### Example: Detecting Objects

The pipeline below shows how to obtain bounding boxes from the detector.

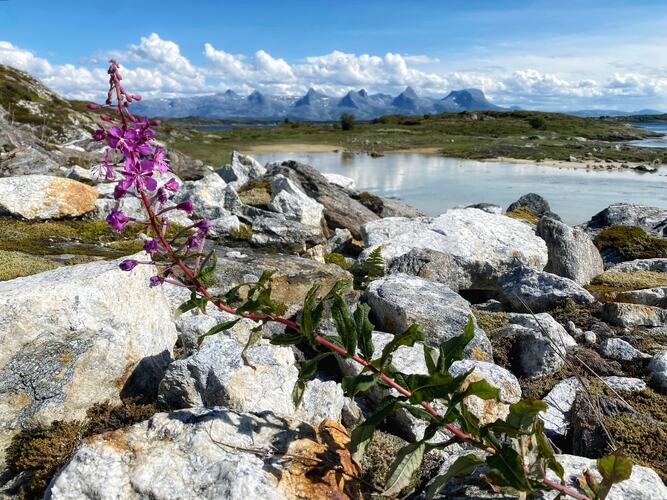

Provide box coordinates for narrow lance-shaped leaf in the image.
[298,284,320,345]
[198,318,241,345]
[436,315,475,373]
[241,326,263,367]
[354,303,374,360]
[331,293,357,356]
[350,397,396,463]
[382,442,426,497]
[380,324,425,368]
[341,373,379,396]
[486,445,533,492]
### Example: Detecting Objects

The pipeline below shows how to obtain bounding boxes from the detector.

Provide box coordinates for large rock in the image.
[362,208,548,290]
[159,322,343,426]
[46,408,360,500]
[217,150,266,189]
[507,193,560,220]
[386,248,461,291]
[610,287,667,308]
[0,257,178,466]
[648,349,667,392]
[268,174,324,227]
[265,160,379,238]
[363,274,492,360]
[537,217,603,285]
[165,148,211,180]
[0,175,98,219]
[601,302,667,327]
[582,203,667,238]
[211,247,351,315]
[497,265,595,313]
[174,172,230,219]
[497,313,576,376]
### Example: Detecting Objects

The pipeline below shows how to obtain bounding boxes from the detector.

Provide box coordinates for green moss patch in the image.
[587,270,667,294]
[594,225,667,261]
[505,206,539,224]
[354,191,385,215]
[230,223,253,240]
[0,250,60,281]
[324,252,352,270]
[6,399,156,499]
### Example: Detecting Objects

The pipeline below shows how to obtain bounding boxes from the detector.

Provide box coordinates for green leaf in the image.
[241,326,263,367]
[257,269,275,286]
[354,303,375,359]
[596,451,633,499]
[269,330,302,345]
[353,247,385,289]
[298,352,333,380]
[436,316,475,373]
[341,373,378,396]
[197,318,241,345]
[380,324,425,368]
[350,397,396,463]
[424,346,438,375]
[175,298,198,318]
[462,379,500,400]
[298,284,321,345]
[331,294,357,355]
[405,372,463,404]
[534,419,564,480]
[505,399,548,433]
[426,454,484,500]
[292,378,306,408]
[383,442,426,496]
[486,446,533,492]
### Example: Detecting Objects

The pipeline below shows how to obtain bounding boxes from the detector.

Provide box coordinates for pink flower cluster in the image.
[90,60,210,285]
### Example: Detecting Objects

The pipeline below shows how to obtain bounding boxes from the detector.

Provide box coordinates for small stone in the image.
[599,338,648,361]
[583,330,597,344]
[648,349,667,392]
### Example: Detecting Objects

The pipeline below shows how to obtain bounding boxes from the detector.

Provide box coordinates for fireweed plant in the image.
[89,60,631,499]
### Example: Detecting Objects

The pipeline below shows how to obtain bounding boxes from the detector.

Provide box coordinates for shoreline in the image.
[242,144,660,172]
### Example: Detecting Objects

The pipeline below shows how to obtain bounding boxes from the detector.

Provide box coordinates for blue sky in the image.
[1,0,666,110]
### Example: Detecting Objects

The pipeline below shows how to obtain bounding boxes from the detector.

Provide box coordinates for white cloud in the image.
[1,33,666,110]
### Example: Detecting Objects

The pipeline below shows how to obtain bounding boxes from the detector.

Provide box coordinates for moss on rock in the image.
[324,252,352,270]
[505,206,539,224]
[587,270,667,294]
[6,398,157,499]
[238,181,272,207]
[594,225,667,261]
[230,223,253,240]
[0,250,60,281]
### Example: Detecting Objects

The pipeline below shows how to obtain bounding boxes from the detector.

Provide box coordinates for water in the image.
[180,123,277,131]
[253,151,667,225]
[628,122,667,148]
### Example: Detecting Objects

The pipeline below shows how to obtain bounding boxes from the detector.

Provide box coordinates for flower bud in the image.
[149,275,163,287]
[150,119,161,126]
[143,239,159,253]
[87,103,101,110]
[99,114,111,122]
[176,200,194,214]
[132,94,142,102]
[119,259,138,271]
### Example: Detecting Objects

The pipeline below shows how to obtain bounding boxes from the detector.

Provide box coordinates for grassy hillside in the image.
[161,110,666,166]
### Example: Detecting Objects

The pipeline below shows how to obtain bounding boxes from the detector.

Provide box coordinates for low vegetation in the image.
[594,225,667,261]
[587,270,667,293]
[0,250,60,281]
[160,110,666,167]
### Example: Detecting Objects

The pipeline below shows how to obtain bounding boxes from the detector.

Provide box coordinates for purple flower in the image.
[92,128,106,141]
[149,275,163,287]
[119,156,158,192]
[164,178,180,192]
[92,149,115,180]
[107,126,150,155]
[194,219,211,234]
[152,147,169,174]
[113,183,127,200]
[119,259,139,271]
[186,234,201,248]
[106,208,129,231]
[157,188,168,204]
[176,200,194,214]
[143,239,159,253]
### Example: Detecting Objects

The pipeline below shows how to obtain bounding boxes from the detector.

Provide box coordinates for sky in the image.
[1,0,666,111]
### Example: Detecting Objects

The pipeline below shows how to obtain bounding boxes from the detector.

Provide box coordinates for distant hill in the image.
[133,86,506,121]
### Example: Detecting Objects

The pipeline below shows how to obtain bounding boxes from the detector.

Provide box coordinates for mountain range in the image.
[133,87,505,121]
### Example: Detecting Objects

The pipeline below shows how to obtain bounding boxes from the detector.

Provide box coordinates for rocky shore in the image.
[1,71,667,499]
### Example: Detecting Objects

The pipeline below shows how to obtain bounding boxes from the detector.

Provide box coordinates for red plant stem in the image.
[134,193,590,500]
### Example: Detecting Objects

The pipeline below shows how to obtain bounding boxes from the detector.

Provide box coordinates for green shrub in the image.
[324,252,351,270]
[340,112,355,131]
[527,116,547,130]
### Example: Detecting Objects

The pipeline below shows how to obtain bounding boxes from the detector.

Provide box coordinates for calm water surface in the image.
[254,152,667,225]
[629,122,667,148]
